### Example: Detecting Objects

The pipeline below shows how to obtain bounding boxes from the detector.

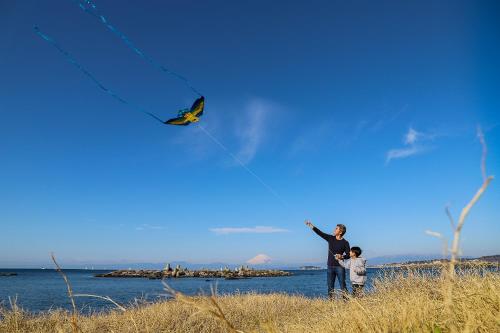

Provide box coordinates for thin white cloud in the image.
[247,254,272,265]
[404,127,420,145]
[235,99,272,164]
[386,127,434,164]
[386,146,426,162]
[136,224,165,231]
[210,226,289,235]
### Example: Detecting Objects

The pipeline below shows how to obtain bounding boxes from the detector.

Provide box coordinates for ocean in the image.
[0,268,381,313]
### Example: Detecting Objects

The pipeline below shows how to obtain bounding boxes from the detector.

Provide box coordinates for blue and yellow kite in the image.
[164,96,205,126]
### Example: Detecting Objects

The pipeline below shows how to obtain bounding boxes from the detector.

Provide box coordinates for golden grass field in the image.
[1,267,498,333]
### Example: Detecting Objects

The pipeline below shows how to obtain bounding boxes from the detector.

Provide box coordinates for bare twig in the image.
[425,230,448,256]
[7,296,20,332]
[51,253,80,333]
[448,125,494,276]
[73,294,126,312]
[424,126,497,316]
[7,295,19,313]
[449,176,493,274]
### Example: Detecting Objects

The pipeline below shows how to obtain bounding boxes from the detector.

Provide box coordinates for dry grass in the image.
[0,268,498,333]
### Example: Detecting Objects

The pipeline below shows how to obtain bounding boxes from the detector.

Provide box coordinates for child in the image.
[336,246,367,296]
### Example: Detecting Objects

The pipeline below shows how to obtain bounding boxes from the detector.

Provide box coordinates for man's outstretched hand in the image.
[304,220,314,229]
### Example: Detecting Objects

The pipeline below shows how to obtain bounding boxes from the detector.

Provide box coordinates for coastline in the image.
[373,258,500,269]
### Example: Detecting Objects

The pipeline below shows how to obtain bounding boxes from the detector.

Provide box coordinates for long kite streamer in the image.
[34,26,165,124]
[71,0,202,97]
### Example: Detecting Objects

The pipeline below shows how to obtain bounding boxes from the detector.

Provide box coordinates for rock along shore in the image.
[95,264,292,279]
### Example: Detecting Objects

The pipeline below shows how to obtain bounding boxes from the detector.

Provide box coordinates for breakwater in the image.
[95,265,292,279]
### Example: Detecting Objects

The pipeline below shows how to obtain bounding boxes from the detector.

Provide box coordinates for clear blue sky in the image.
[1,0,499,267]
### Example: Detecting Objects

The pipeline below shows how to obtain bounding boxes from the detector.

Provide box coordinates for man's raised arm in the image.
[304,220,330,241]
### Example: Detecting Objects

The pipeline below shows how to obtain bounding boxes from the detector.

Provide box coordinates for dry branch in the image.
[51,253,80,333]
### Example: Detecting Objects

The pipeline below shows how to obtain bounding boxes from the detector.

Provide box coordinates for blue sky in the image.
[1,0,499,267]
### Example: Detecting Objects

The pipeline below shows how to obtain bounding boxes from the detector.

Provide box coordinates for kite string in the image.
[72,0,202,97]
[196,124,289,207]
[33,26,164,124]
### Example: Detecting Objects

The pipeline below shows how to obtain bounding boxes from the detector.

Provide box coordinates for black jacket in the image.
[312,227,350,267]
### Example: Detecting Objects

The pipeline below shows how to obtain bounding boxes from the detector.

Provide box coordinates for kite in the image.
[164,96,205,126]
[145,96,205,126]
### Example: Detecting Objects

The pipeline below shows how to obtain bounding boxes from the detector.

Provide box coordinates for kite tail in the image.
[145,112,165,124]
[33,26,128,105]
[33,26,163,124]
[71,0,203,97]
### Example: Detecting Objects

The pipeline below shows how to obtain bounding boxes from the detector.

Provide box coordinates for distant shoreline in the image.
[373,255,500,269]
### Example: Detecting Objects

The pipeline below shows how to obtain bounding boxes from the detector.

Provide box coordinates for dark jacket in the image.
[312,227,350,267]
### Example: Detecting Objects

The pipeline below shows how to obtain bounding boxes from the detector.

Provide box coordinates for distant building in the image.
[299,266,323,270]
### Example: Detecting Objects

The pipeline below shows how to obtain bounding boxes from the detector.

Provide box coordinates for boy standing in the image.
[336,246,367,297]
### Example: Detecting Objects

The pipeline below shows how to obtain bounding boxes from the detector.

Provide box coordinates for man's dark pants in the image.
[327,266,347,298]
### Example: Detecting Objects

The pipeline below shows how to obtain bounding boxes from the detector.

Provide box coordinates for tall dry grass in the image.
[0,268,498,333]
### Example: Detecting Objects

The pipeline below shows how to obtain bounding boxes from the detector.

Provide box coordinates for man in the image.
[305,220,350,298]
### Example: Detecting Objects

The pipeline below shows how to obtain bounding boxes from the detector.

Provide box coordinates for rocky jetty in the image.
[95,265,292,279]
[0,272,17,276]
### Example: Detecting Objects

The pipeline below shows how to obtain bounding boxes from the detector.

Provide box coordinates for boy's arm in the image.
[338,258,350,269]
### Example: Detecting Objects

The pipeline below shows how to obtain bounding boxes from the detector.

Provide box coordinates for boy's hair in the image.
[336,224,346,236]
[350,246,362,257]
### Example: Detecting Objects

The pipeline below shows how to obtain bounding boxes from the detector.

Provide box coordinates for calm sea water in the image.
[0,268,381,313]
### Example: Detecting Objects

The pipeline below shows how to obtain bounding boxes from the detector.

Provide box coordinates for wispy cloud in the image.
[288,104,406,156]
[246,254,272,265]
[386,127,434,164]
[136,224,165,231]
[235,99,273,164]
[386,145,427,161]
[404,127,435,145]
[404,127,420,145]
[210,226,289,235]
